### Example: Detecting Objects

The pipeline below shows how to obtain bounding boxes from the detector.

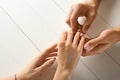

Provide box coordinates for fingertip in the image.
[49,58,56,64]
[82,26,88,33]
[84,42,94,52]
[66,18,70,25]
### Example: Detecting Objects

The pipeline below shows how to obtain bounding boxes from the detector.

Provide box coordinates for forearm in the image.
[0,76,15,80]
[53,69,72,80]
[114,25,120,41]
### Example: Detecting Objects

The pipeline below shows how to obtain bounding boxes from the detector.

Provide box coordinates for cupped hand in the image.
[83,28,120,56]
[16,44,57,80]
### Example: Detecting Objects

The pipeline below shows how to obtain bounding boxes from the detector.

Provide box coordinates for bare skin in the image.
[83,25,120,56]
[66,0,101,33]
[53,30,85,80]
[0,44,57,80]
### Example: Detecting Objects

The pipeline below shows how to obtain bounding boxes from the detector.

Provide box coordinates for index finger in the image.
[70,8,81,32]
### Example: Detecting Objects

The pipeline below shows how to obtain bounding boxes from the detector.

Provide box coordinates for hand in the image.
[83,28,120,56]
[57,30,85,72]
[16,44,57,80]
[53,30,85,80]
[66,0,101,33]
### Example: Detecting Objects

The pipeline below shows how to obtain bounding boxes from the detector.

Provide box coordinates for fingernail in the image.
[85,45,93,51]
[80,33,84,37]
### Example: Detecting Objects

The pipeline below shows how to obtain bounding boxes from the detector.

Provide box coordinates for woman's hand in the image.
[53,30,85,80]
[66,0,101,33]
[83,28,120,56]
[16,44,57,80]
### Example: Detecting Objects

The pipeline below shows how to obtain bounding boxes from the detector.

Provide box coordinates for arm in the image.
[0,76,14,80]
[114,25,120,40]
[0,44,57,80]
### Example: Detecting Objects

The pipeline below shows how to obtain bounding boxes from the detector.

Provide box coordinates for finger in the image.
[37,58,56,72]
[77,24,82,32]
[66,30,74,45]
[77,36,85,52]
[43,43,57,54]
[40,43,57,60]
[59,31,67,44]
[66,7,73,27]
[84,36,104,52]
[73,31,81,48]
[82,14,96,33]
[39,57,57,65]
[70,8,80,32]
[83,43,111,56]
[48,52,57,57]
[26,45,57,69]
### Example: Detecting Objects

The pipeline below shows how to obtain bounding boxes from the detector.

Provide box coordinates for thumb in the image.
[84,37,103,52]
[82,15,96,33]
[37,58,56,72]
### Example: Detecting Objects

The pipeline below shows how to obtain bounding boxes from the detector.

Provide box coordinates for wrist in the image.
[54,68,72,80]
[15,73,25,80]
[57,65,73,73]
[56,67,73,76]
[114,26,120,41]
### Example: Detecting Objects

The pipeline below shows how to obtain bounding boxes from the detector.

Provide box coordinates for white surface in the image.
[0,0,120,80]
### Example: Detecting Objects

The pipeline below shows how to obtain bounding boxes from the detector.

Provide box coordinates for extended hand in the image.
[16,44,57,80]
[83,29,120,56]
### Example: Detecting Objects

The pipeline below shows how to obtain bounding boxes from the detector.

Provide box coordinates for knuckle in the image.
[70,17,76,22]
[59,42,65,47]
[74,3,84,9]
[66,19,70,24]
[70,17,78,24]
[66,43,72,48]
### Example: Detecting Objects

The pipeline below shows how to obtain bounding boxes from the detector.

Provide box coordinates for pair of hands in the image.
[14,29,120,80]
[4,0,120,80]
[66,0,120,56]
[15,30,85,80]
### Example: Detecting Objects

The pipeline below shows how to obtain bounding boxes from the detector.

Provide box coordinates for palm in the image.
[83,29,119,56]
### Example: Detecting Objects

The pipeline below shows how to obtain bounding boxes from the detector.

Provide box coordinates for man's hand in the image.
[66,0,101,33]
[83,28,120,56]
[16,44,57,80]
